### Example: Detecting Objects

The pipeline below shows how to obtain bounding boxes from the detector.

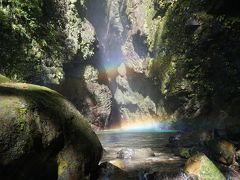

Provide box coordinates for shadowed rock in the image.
[0,82,102,179]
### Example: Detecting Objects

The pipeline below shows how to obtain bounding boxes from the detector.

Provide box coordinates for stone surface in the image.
[184,154,225,180]
[96,161,134,180]
[0,82,102,179]
[207,139,236,165]
[53,64,112,129]
[117,148,155,160]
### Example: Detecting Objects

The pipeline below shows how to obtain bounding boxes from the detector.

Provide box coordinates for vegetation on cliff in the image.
[0,0,96,84]
[146,0,240,126]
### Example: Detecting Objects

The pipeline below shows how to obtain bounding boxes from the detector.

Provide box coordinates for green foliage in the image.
[146,0,240,120]
[0,0,64,82]
[0,0,93,84]
[217,15,240,28]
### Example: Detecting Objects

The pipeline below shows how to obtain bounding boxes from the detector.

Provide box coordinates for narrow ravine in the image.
[86,0,165,129]
[1,0,240,179]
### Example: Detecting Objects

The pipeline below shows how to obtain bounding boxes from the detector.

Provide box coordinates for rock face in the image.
[49,18,113,129]
[0,0,96,84]
[1,0,240,130]
[184,154,225,180]
[54,62,113,129]
[85,0,240,129]
[145,0,240,128]
[0,82,102,179]
[85,0,166,128]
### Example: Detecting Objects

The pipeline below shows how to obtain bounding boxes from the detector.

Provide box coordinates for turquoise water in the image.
[97,130,178,149]
[97,129,178,135]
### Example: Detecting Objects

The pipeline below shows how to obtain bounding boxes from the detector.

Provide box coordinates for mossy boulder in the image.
[207,139,235,165]
[178,147,192,159]
[184,153,225,180]
[0,75,10,84]
[0,82,102,179]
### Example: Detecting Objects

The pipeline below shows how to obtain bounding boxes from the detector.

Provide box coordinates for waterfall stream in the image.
[86,0,164,129]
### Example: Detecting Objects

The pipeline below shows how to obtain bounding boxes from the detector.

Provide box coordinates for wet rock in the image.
[169,133,182,144]
[96,161,134,180]
[236,150,240,164]
[184,154,225,180]
[117,148,155,160]
[178,147,192,159]
[207,139,236,165]
[117,148,134,160]
[0,82,102,179]
[146,171,190,180]
[109,159,126,170]
[173,131,213,147]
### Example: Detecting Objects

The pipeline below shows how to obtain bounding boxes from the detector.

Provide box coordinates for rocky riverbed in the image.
[96,128,240,180]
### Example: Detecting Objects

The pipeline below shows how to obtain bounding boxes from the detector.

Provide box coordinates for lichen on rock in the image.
[0,82,102,179]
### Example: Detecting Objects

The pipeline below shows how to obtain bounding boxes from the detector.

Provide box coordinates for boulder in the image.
[207,139,235,165]
[184,154,225,180]
[96,161,134,180]
[0,75,10,84]
[178,147,192,159]
[0,82,102,179]
[109,159,126,170]
[117,148,134,160]
[117,148,155,160]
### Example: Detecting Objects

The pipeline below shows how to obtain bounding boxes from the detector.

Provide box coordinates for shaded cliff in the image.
[84,0,240,129]
[1,0,239,129]
[0,0,95,84]
[145,0,240,128]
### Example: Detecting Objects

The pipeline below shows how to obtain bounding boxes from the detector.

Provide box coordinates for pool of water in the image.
[97,129,185,176]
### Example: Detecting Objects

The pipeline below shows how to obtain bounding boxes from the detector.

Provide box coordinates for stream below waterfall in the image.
[97,130,187,179]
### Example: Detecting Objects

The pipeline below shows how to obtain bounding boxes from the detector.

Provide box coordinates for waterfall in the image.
[86,0,164,129]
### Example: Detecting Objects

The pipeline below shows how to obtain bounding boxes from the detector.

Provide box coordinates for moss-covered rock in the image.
[0,82,102,179]
[178,147,192,159]
[207,139,235,165]
[0,75,10,84]
[184,153,225,180]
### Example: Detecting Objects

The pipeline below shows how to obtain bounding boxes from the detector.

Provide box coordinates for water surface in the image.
[97,129,185,175]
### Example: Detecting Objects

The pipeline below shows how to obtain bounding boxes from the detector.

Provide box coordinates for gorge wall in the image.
[1,0,240,130]
[83,0,240,129]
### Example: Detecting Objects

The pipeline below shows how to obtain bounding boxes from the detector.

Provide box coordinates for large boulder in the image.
[0,82,102,179]
[207,139,235,165]
[184,154,225,180]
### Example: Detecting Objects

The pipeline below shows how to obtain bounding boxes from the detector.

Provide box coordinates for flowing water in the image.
[97,129,186,178]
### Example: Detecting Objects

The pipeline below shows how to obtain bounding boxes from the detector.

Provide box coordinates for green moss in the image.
[57,156,68,176]
[16,107,28,131]
[0,74,10,83]
[0,0,95,83]
[185,154,225,180]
